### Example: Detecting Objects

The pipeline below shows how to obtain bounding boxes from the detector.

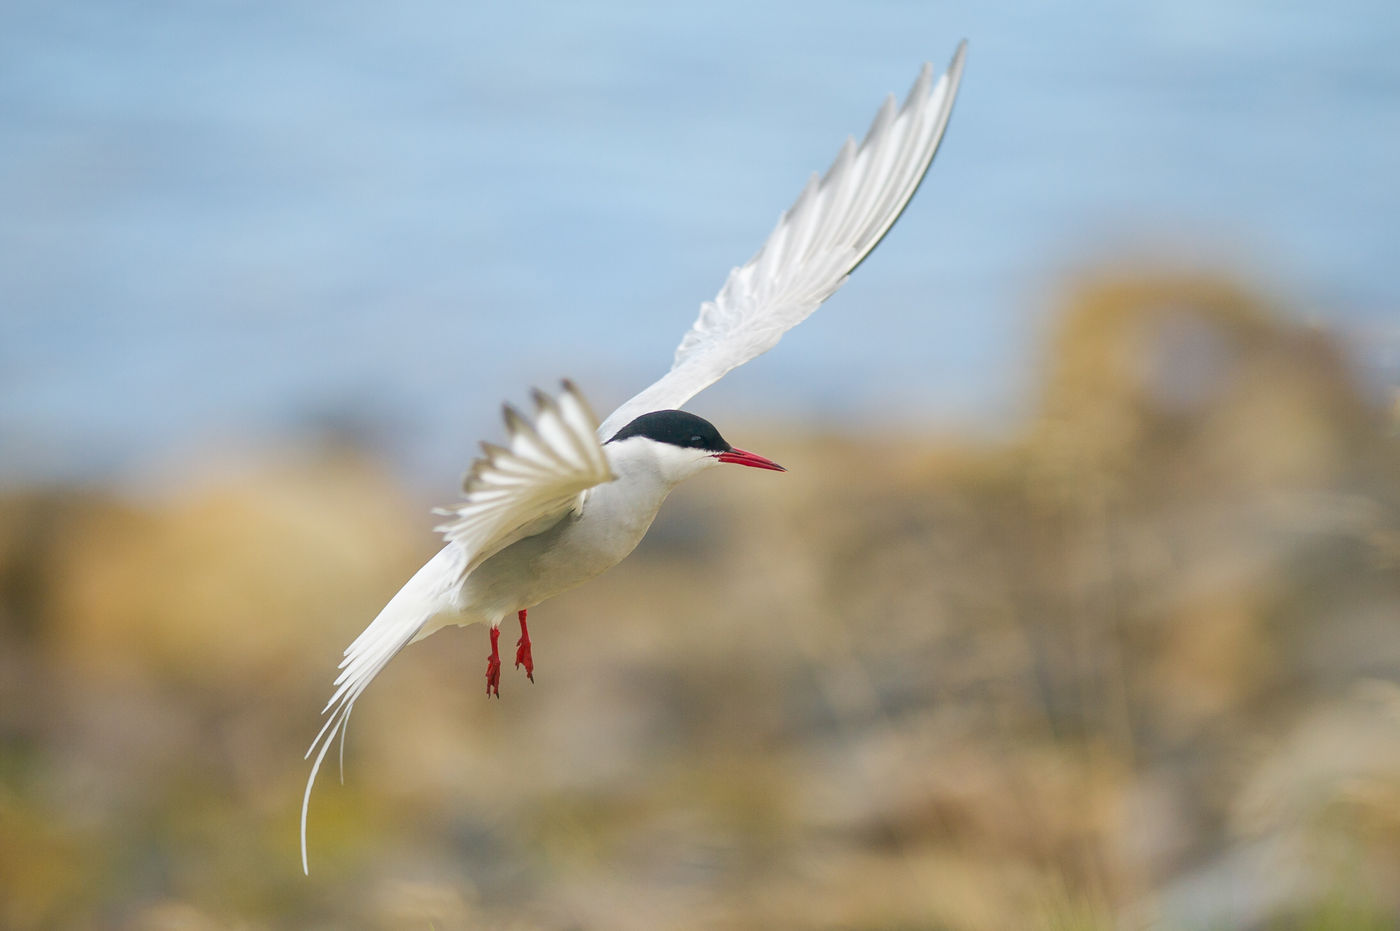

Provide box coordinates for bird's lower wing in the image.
[598,42,966,440]
[302,381,614,873]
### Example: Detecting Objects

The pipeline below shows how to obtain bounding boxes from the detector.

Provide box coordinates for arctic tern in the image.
[302,42,967,872]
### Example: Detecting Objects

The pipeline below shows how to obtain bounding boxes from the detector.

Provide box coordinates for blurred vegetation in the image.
[2,271,1399,930]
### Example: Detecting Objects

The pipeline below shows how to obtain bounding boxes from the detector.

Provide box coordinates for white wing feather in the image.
[433,380,614,580]
[598,41,967,439]
[301,380,613,873]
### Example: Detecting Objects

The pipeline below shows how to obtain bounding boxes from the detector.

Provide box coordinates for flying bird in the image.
[302,42,967,872]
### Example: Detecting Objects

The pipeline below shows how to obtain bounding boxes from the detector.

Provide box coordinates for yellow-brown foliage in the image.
[1,273,1397,930]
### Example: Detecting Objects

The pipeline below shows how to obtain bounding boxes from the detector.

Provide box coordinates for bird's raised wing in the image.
[434,379,615,580]
[598,42,966,440]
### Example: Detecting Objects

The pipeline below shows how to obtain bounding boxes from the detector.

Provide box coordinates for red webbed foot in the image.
[485,626,502,698]
[514,609,534,682]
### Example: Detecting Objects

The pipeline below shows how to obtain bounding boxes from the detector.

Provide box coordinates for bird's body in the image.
[408,427,721,644]
[302,43,968,872]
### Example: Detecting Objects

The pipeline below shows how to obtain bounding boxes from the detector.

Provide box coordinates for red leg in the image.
[485,626,501,698]
[514,609,534,682]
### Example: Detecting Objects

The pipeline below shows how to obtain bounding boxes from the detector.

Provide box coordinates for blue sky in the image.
[2,0,1397,485]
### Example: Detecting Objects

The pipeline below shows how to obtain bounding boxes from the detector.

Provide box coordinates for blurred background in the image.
[3,1,1399,929]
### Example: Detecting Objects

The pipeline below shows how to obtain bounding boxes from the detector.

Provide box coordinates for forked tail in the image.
[300,544,464,873]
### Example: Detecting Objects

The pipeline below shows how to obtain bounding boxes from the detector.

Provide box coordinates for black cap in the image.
[606,410,731,453]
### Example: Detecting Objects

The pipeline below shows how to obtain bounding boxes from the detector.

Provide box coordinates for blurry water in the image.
[2,0,1397,486]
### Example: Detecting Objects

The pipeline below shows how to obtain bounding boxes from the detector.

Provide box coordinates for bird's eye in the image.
[690,435,704,447]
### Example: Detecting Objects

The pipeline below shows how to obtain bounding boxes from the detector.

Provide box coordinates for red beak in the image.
[715,447,786,472]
